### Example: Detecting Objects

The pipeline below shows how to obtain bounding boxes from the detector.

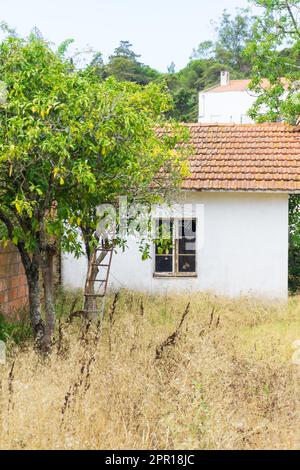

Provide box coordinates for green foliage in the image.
[191,8,255,72]
[213,8,256,73]
[165,9,254,121]
[246,0,300,124]
[245,1,300,291]
[164,59,237,121]
[0,31,189,268]
[86,9,255,123]
[0,313,32,344]
[289,195,300,292]
[0,34,97,253]
[89,40,160,85]
[171,7,256,122]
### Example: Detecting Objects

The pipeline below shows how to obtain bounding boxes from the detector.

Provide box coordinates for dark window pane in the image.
[178,237,196,254]
[155,255,173,273]
[178,255,196,273]
[178,219,196,238]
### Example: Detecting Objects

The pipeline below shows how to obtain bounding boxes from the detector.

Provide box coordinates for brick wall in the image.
[0,243,28,318]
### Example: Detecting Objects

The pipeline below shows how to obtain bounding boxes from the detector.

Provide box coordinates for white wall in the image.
[62,192,289,300]
[198,90,256,124]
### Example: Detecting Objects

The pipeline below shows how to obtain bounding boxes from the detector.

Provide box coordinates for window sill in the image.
[153,273,198,278]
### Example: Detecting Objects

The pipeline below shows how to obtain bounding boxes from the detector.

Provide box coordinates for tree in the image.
[167,61,176,74]
[69,70,190,315]
[112,40,140,60]
[88,51,105,79]
[191,9,256,74]
[0,33,189,346]
[246,1,300,291]
[0,34,101,348]
[289,194,300,292]
[246,0,300,123]
[214,9,256,73]
[85,8,256,124]
[103,41,160,85]
[166,8,256,122]
[165,59,234,121]
[190,41,214,60]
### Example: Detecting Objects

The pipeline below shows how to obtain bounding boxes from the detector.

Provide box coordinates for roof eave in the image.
[182,188,300,194]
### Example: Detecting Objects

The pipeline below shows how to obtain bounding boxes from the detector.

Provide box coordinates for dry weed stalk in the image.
[7,360,15,412]
[140,300,144,317]
[61,353,95,421]
[55,318,70,358]
[108,292,120,353]
[155,302,190,360]
[79,320,92,345]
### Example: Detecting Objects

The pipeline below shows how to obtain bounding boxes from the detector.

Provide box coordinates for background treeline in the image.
[86,8,298,122]
[86,9,255,122]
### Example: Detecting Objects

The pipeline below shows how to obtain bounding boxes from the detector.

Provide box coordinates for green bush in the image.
[0,312,32,344]
[289,195,300,294]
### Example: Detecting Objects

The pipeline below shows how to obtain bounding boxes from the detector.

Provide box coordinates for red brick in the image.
[0,279,7,292]
[8,287,19,302]
[0,243,29,316]
[0,292,7,304]
[18,285,27,298]
[7,298,27,314]
[11,275,26,289]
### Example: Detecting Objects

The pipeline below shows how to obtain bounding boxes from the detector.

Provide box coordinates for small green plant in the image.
[0,313,32,345]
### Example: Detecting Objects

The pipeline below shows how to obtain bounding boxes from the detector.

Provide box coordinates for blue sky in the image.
[1,0,251,71]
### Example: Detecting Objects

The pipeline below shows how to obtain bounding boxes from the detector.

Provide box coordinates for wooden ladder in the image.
[84,243,113,320]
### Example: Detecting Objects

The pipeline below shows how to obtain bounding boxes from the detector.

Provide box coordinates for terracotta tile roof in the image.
[183,123,300,192]
[205,79,251,93]
[205,78,289,93]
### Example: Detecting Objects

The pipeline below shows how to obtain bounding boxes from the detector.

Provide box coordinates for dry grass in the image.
[1,290,300,450]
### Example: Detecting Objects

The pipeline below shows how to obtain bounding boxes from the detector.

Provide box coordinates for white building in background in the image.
[62,121,300,300]
[198,71,256,124]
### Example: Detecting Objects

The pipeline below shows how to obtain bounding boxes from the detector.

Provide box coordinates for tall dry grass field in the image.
[1,290,300,450]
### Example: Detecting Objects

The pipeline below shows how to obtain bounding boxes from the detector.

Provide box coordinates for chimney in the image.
[220,71,230,86]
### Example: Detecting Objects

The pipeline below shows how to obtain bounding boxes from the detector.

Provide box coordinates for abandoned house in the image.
[63,121,300,300]
[63,73,300,300]
[1,72,300,315]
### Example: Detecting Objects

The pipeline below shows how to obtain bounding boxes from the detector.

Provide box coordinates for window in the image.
[154,218,197,276]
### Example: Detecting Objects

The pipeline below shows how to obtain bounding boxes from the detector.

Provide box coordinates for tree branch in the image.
[285,0,300,38]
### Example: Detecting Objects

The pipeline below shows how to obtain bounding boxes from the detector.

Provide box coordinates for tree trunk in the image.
[22,254,46,350]
[41,250,55,347]
[0,211,47,350]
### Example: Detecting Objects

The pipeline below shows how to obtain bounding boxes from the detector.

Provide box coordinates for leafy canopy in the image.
[0,33,189,257]
[246,0,300,123]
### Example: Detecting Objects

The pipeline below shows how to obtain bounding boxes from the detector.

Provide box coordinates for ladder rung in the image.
[92,263,110,267]
[95,248,113,252]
